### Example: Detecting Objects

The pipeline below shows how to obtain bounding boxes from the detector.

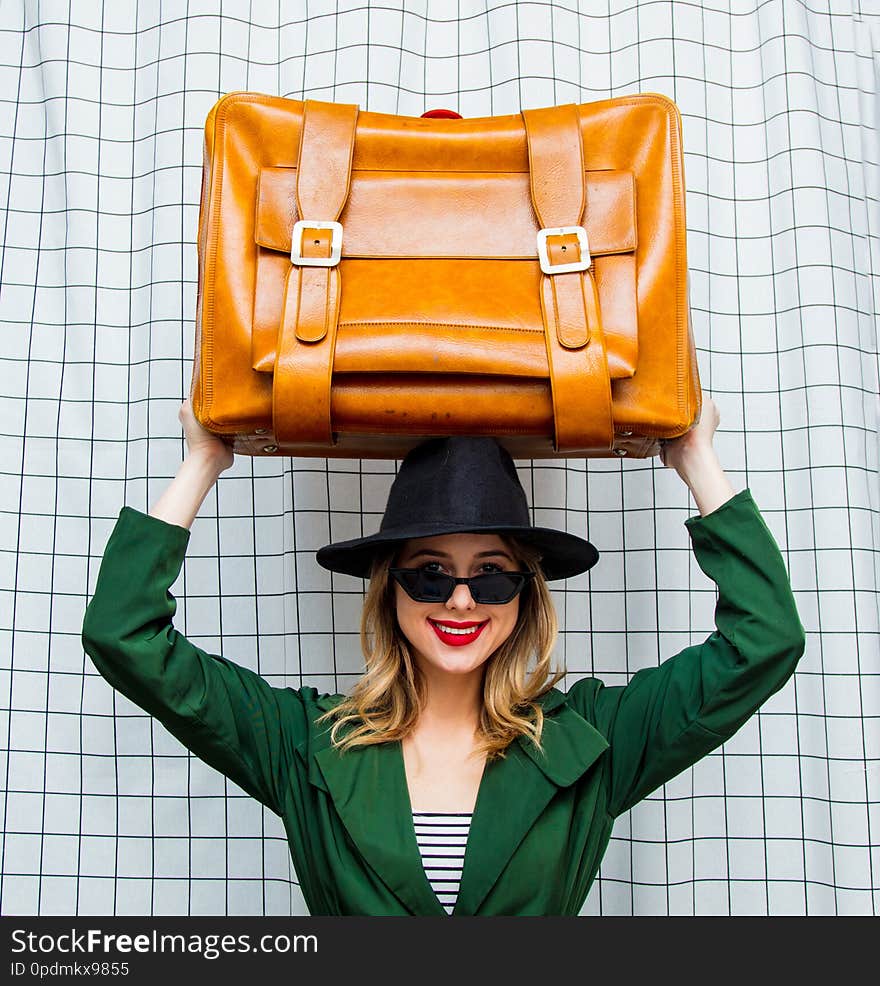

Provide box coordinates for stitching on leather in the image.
[339,321,543,334]
[348,425,545,436]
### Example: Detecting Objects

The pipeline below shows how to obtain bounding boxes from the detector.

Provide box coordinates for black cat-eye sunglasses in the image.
[389,567,535,605]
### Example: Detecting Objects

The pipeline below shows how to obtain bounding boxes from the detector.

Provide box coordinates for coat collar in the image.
[308,687,609,915]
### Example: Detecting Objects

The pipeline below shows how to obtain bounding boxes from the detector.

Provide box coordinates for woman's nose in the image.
[446,582,476,611]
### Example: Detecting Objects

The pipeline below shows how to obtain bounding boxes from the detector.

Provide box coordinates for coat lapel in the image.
[308,688,608,916]
[312,731,447,915]
[453,687,609,915]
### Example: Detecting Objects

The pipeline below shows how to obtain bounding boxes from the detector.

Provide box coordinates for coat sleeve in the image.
[81,506,307,818]
[566,487,806,818]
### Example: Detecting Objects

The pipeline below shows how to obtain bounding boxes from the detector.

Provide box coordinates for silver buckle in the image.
[290,220,343,267]
[536,226,591,275]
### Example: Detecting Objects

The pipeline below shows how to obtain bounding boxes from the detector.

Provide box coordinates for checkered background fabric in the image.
[1,0,877,915]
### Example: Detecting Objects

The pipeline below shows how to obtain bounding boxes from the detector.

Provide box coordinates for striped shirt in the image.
[412,811,473,915]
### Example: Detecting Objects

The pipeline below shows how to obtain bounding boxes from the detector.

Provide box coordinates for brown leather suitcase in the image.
[191,93,700,459]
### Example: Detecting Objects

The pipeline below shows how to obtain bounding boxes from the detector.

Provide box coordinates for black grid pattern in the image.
[0,0,877,916]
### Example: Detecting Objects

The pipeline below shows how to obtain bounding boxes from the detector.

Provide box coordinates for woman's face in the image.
[393,532,522,678]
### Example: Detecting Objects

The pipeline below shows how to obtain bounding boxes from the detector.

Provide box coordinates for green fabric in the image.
[81,487,805,916]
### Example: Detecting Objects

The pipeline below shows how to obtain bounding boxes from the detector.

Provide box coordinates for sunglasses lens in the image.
[395,569,453,602]
[469,573,525,604]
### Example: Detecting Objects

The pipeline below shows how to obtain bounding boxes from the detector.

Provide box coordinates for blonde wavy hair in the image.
[317,535,564,760]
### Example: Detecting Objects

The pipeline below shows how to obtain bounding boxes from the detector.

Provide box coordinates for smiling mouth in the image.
[427,619,490,646]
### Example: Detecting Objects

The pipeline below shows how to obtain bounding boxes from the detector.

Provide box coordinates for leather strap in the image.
[522,104,614,453]
[273,100,359,446]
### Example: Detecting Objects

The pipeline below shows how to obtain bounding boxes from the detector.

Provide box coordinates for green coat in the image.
[81,487,805,915]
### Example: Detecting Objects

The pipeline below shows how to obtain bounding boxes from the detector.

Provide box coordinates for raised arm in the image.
[567,396,806,817]
[82,400,305,816]
[659,395,736,517]
[148,398,235,529]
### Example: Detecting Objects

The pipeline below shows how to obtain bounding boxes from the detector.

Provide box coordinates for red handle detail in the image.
[420,108,463,119]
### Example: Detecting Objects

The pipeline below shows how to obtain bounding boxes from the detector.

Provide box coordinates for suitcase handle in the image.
[421,108,462,119]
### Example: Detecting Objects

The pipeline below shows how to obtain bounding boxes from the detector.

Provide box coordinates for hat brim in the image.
[316,523,599,582]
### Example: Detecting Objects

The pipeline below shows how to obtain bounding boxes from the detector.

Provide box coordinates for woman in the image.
[81,396,805,916]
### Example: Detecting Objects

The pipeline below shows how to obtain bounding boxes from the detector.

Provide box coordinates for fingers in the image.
[179,399,198,430]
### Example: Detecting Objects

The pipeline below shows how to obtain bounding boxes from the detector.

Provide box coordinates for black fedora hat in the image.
[316,437,599,581]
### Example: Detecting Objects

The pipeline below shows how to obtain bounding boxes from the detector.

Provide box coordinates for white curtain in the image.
[0,0,877,915]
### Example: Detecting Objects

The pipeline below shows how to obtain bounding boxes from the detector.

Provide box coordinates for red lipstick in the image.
[427,618,489,647]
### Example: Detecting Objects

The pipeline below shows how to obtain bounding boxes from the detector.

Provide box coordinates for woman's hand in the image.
[658,396,736,516]
[179,398,235,473]
[658,395,720,475]
[147,400,235,528]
